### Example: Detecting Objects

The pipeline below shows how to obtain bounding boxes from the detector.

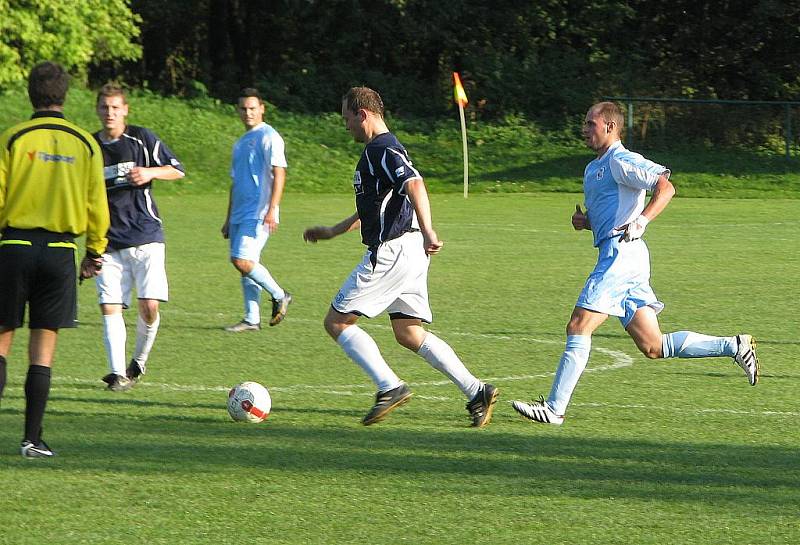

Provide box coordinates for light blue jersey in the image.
[584,141,669,247]
[229,122,287,224]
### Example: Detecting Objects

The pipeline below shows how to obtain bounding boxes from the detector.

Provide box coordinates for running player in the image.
[511,101,760,426]
[303,87,498,427]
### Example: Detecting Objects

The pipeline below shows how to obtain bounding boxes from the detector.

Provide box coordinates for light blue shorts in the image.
[229,220,269,261]
[576,236,664,328]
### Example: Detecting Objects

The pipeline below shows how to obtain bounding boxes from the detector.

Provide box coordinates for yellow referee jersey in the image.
[0,111,109,255]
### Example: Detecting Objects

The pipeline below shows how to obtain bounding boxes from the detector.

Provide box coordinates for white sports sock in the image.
[133,313,160,368]
[417,332,481,400]
[246,263,285,301]
[661,331,736,358]
[547,335,592,415]
[102,313,127,376]
[242,277,261,324]
[337,325,401,392]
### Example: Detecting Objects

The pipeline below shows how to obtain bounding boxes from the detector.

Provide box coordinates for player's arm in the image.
[221,185,233,239]
[618,174,675,242]
[404,177,442,255]
[128,165,184,186]
[303,212,360,243]
[263,166,286,234]
[81,144,110,280]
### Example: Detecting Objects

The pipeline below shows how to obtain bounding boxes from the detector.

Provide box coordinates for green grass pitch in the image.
[0,193,797,544]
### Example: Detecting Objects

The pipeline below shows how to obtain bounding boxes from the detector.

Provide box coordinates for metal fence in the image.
[603,96,800,159]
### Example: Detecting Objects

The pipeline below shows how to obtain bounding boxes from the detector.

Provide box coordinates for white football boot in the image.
[734,334,759,386]
[511,396,565,426]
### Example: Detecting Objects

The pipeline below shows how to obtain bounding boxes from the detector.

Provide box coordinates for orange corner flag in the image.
[453,72,468,108]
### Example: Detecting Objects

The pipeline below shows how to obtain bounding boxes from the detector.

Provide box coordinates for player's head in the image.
[583,101,623,153]
[238,88,265,130]
[28,61,69,110]
[341,87,385,143]
[96,83,129,134]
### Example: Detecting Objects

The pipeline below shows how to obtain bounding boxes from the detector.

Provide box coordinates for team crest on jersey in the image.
[596,167,605,180]
[353,171,364,195]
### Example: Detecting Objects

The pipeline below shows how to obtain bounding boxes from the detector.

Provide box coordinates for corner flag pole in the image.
[453,72,469,198]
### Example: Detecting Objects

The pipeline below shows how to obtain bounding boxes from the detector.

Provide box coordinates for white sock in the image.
[547,335,592,415]
[661,331,737,358]
[133,313,160,368]
[337,325,401,392]
[417,332,481,400]
[102,314,127,376]
[242,277,261,324]
[246,263,285,301]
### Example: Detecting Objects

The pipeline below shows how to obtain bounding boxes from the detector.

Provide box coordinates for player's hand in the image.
[79,254,103,282]
[422,230,443,255]
[616,214,649,242]
[263,211,279,234]
[221,221,230,239]
[127,167,155,186]
[572,204,590,230]
[303,226,334,243]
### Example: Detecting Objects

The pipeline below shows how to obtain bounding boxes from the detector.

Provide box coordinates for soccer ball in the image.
[227,381,271,423]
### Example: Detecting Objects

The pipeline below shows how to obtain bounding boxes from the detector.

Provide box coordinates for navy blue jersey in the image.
[353,132,421,250]
[93,125,184,249]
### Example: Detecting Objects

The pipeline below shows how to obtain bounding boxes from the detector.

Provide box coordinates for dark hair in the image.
[96,82,127,105]
[239,87,263,104]
[28,61,70,109]
[342,87,384,116]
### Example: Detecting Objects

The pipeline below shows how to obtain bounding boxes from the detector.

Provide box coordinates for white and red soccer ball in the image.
[227,381,271,423]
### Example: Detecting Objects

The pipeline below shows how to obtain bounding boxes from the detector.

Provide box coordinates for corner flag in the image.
[453,72,468,108]
[453,72,469,198]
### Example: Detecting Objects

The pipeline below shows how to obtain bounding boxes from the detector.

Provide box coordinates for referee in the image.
[0,61,110,458]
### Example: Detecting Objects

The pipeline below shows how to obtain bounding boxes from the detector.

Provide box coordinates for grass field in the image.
[0,192,797,544]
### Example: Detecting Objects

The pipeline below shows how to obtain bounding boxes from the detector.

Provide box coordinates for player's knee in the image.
[230,257,253,275]
[324,312,349,340]
[393,330,419,352]
[639,344,663,359]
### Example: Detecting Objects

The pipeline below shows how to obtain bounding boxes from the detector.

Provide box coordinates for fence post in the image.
[785,103,792,160]
[627,101,634,147]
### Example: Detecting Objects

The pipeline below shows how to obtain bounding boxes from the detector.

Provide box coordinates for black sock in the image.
[24,365,51,443]
[0,355,6,402]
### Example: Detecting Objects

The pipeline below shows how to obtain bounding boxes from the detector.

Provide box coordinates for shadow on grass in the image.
[3,410,797,511]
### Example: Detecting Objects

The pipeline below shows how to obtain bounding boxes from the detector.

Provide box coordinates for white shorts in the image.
[576,236,663,328]
[332,231,433,322]
[96,242,169,307]
[229,220,269,262]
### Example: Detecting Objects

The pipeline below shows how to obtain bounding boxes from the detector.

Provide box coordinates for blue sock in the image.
[661,331,736,358]
[246,263,284,301]
[242,277,261,324]
[547,335,592,415]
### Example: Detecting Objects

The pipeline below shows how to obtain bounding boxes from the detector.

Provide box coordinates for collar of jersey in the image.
[31,110,65,120]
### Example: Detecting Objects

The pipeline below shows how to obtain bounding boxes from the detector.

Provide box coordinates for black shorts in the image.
[0,228,78,330]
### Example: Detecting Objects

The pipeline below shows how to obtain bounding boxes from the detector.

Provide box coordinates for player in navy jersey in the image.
[92,83,185,391]
[511,101,759,426]
[303,87,498,427]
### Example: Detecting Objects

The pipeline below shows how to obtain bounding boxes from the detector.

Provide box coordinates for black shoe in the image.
[466,383,499,428]
[269,292,292,326]
[102,373,133,392]
[21,439,55,458]
[126,359,145,382]
[362,382,413,426]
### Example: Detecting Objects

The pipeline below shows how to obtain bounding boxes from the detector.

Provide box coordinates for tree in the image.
[0,0,142,88]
